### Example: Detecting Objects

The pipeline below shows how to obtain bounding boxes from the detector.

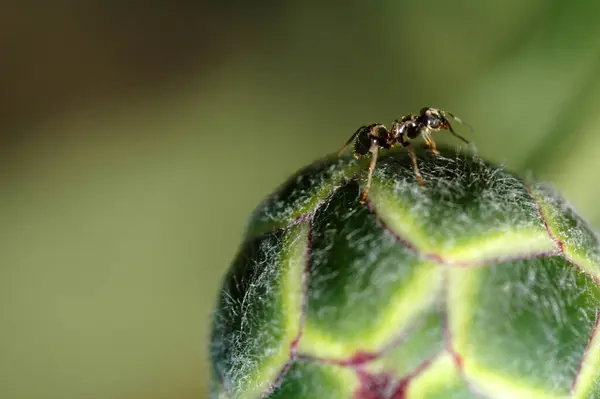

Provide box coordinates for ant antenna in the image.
[444,111,472,144]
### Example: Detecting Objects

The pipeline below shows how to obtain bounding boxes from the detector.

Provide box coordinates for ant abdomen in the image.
[353,124,388,156]
[353,127,374,156]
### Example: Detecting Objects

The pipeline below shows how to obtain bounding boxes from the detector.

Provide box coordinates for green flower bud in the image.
[209,147,600,399]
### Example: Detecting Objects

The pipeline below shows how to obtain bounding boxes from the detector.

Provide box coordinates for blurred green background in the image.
[1,2,600,398]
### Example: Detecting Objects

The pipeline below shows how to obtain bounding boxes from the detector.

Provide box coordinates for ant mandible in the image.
[338,107,472,204]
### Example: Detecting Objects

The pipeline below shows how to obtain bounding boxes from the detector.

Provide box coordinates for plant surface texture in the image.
[210,147,600,399]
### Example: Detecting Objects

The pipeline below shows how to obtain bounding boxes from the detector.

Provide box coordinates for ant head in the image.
[419,107,448,130]
[419,107,472,144]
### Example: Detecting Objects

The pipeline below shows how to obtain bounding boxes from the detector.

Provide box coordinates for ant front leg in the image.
[422,130,440,156]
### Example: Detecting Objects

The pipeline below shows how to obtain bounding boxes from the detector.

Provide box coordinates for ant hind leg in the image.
[360,142,379,204]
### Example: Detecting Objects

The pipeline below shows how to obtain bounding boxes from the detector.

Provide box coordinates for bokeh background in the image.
[2,2,600,398]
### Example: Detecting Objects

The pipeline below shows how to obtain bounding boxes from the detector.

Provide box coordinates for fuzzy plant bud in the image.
[209,147,600,399]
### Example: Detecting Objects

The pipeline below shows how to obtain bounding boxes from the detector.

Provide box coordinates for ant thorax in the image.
[403,121,421,140]
[391,115,420,143]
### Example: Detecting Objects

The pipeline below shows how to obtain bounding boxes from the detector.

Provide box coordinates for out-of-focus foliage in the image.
[1,2,599,399]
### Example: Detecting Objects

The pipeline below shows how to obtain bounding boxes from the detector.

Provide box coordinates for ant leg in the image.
[407,143,425,187]
[423,132,440,155]
[360,142,379,204]
[420,130,437,155]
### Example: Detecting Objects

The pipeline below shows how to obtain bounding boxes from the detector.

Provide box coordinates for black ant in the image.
[338,107,472,203]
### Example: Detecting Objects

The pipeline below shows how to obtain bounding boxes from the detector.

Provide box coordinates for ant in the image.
[338,107,472,203]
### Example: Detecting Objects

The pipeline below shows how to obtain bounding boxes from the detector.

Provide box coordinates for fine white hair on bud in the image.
[211,146,600,399]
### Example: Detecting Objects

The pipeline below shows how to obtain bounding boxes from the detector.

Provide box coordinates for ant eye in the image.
[428,117,442,128]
